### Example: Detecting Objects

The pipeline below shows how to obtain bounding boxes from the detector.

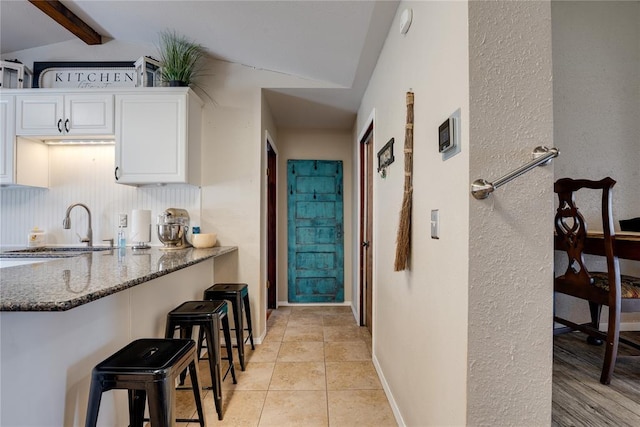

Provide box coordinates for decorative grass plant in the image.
[157,30,205,86]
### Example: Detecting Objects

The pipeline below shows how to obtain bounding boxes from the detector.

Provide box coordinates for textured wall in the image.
[467,1,554,425]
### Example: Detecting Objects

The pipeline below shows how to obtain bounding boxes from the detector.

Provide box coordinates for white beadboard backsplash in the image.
[0,145,201,247]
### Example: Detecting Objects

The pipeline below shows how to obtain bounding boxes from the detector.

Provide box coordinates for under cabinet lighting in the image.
[44,140,115,145]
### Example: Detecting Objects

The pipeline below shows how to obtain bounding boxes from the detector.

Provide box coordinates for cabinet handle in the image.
[57,119,62,133]
[64,119,70,133]
[114,167,119,181]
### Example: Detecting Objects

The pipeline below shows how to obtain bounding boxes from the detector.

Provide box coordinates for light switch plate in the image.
[431,209,439,239]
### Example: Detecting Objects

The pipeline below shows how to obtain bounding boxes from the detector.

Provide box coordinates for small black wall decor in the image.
[377,138,395,177]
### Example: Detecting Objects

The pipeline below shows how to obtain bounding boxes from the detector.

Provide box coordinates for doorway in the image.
[359,123,374,334]
[267,140,277,309]
[287,159,344,303]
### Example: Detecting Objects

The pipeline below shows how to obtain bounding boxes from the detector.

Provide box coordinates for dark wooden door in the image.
[287,159,344,303]
[359,125,374,333]
[267,142,277,309]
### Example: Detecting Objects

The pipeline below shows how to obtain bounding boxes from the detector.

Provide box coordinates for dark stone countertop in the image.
[0,246,237,312]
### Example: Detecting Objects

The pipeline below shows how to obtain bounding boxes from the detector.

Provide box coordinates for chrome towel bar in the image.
[471,146,559,199]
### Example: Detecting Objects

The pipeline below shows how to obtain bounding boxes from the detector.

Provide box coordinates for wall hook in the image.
[313,190,317,199]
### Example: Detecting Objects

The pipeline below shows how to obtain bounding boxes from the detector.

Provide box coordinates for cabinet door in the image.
[16,95,63,135]
[0,95,16,184]
[15,93,113,136]
[115,94,187,184]
[65,93,114,136]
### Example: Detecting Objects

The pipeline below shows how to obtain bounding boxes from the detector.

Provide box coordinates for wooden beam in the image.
[28,0,102,45]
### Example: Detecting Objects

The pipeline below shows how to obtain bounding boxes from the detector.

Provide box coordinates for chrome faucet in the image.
[63,203,93,247]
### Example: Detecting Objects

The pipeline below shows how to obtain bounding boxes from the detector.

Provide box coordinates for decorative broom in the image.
[394,91,414,271]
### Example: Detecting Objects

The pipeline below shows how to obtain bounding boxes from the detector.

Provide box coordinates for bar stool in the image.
[165,300,237,420]
[203,283,255,370]
[85,338,205,427]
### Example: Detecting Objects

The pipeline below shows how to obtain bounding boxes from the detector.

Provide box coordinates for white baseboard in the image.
[372,353,406,427]
[277,301,352,307]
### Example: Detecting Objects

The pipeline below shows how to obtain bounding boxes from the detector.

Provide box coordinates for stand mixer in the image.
[157,208,191,250]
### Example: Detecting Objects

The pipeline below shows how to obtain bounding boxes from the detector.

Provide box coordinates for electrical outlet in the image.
[119,213,128,228]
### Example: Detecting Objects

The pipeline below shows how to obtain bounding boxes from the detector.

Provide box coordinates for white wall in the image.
[552,1,640,327]
[275,129,354,306]
[356,2,470,425]
[553,1,640,224]
[467,2,554,425]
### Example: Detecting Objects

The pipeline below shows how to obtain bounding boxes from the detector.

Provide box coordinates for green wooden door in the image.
[288,160,344,303]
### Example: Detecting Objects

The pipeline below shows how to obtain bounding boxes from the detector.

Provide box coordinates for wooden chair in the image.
[554,177,640,384]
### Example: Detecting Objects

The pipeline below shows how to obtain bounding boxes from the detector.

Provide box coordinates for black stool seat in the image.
[166,300,237,421]
[203,283,255,371]
[85,338,204,427]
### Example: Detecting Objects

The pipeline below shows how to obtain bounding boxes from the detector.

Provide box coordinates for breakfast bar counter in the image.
[0,246,237,311]
[0,245,238,426]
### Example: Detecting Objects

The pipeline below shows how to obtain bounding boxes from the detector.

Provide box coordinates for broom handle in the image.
[403,92,414,191]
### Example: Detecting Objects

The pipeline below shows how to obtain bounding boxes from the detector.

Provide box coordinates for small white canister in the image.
[28,227,46,248]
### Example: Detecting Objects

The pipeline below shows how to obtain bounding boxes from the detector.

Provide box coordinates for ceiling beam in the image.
[28,0,102,45]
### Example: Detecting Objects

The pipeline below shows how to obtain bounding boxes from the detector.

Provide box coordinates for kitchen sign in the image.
[33,61,136,88]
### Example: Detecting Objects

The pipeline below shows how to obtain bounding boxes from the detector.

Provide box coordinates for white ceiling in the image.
[0,0,399,129]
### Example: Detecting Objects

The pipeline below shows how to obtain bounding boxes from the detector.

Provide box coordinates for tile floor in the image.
[176,305,397,426]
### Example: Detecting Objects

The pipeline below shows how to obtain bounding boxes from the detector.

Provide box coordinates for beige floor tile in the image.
[269,361,326,390]
[324,341,371,362]
[328,390,396,427]
[246,341,281,363]
[259,390,328,426]
[290,306,329,314]
[266,317,289,329]
[277,341,325,362]
[175,387,199,420]
[263,324,286,342]
[283,324,324,342]
[190,390,266,426]
[221,362,274,391]
[326,361,382,390]
[323,325,364,342]
[288,313,325,327]
[323,314,358,327]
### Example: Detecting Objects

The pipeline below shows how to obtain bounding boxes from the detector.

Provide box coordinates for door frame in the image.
[265,132,278,309]
[357,111,375,329]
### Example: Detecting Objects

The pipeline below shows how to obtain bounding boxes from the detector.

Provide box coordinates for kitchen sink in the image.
[0,258,61,269]
[1,246,113,258]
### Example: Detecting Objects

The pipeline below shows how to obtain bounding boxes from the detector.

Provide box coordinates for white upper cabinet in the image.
[16,93,114,137]
[114,88,202,186]
[0,94,48,187]
[0,95,15,184]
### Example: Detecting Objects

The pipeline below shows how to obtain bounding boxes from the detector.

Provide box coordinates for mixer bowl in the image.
[157,224,185,247]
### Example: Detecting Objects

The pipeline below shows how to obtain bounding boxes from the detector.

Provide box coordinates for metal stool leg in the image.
[128,389,146,427]
[147,377,174,427]
[204,319,223,420]
[221,314,237,383]
[231,293,246,370]
[242,292,255,350]
[187,358,206,426]
[84,376,103,427]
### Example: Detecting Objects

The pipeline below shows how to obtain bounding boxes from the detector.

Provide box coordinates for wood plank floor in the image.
[553,331,640,426]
